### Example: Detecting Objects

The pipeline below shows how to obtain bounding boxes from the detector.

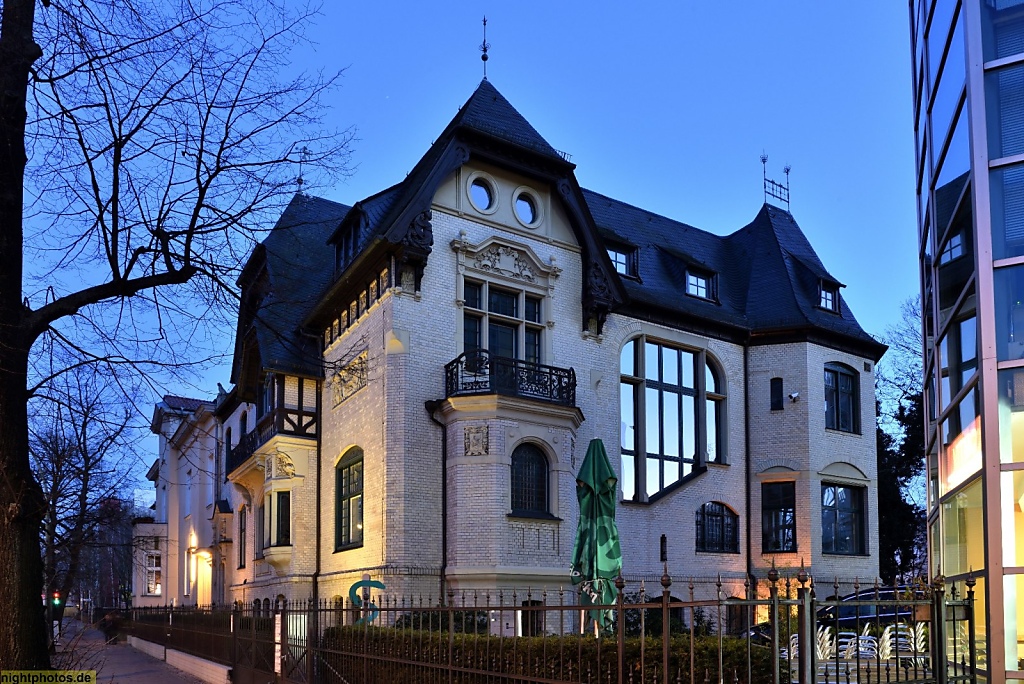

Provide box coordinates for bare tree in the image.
[31,363,138,629]
[0,0,350,666]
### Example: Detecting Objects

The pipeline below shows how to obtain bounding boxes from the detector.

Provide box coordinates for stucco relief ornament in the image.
[473,245,536,283]
[403,210,434,251]
[465,426,489,456]
[276,452,296,479]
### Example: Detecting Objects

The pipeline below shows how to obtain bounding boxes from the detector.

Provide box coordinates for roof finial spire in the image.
[760,152,791,210]
[296,145,309,194]
[479,16,490,79]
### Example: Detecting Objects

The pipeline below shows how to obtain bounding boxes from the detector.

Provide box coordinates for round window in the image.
[515,193,537,225]
[469,178,494,212]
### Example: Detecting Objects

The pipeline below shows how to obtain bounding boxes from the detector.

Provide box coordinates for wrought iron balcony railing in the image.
[444,350,576,407]
[226,407,317,476]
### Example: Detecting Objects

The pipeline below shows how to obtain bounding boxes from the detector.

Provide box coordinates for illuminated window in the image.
[145,553,162,596]
[762,482,796,553]
[335,448,364,550]
[686,271,711,299]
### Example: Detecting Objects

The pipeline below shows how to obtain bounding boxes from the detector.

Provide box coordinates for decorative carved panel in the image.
[465,426,489,456]
[331,351,368,407]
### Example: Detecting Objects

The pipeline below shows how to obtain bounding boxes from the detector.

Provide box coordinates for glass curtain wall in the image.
[914,0,1024,673]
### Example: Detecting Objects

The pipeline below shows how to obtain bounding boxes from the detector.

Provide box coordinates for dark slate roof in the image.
[253,193,351,376]
[162,395,207,412]
[328,79,566,255]
[458,79,563,160]
[582,189,882,354]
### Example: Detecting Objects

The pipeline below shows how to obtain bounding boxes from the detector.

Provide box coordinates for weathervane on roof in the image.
[480,16,490,79]
[296,145,310,194]
[760,152,791,210]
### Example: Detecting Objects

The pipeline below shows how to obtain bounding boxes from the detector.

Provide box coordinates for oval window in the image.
[470,178,494,211]
[515,193,537,225]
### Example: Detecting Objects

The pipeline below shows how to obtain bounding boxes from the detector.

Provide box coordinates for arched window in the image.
[335,447,364,550]
[824,363,859,433]
[510,443,548,516]
[620,337,727,501]
[695,502,739,553]
[239,410,248,436]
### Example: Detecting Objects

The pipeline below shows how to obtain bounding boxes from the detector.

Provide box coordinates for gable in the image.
[433,161,579,247]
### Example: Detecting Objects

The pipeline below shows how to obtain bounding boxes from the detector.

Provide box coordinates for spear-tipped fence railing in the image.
[127,572,978,684]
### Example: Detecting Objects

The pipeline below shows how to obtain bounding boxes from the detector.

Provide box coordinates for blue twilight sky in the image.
[290,1,918,344]
[135,3,918,504]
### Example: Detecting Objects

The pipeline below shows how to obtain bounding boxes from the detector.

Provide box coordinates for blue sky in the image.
[296,2,918,342]
[135,2,917,503]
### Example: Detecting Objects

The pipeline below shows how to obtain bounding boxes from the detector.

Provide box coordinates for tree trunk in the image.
[0,0,50,669]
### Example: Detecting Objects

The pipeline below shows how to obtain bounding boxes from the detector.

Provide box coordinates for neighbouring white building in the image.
[133,80,885,630]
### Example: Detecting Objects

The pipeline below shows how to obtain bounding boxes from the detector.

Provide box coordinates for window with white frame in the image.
[619,337,726,502]
[607,247,637,277]
[463,280,544,364]
[819,282,840,312]
[145,553,162,595]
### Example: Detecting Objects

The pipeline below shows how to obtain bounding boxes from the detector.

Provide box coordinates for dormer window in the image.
[686,270,714,300]
[607,246,637,277]
[819,282,840,312]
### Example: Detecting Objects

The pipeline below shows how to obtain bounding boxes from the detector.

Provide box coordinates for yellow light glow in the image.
[942,416,982,495]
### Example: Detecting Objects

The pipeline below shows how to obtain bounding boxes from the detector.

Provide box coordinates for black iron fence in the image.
[127,572,977,684]
[445,351,576,406]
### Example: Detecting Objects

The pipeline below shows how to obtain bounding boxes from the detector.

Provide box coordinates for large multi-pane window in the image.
[510,443,549,516]
[619,337,725,502]
[821,484,866,555]
[762,482,796,553]
[695,502,739,553]
[335,448,364,550]
[824,363,859,433]
[464,280,543,364]
[145,553,162,595]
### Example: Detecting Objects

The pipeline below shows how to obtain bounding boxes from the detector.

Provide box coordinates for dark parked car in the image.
[816,587,928,630]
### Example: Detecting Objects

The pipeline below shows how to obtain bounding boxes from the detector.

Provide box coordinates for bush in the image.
[318,625,778,684]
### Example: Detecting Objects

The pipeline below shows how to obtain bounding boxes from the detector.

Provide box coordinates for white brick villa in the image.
[132,80,885,626]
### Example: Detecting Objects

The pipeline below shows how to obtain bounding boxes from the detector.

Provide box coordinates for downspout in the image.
[424,400,447,598]
[744,343,754,597]
[313,382,322,605]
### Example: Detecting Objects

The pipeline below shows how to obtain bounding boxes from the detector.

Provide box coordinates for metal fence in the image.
[128,572,978,684]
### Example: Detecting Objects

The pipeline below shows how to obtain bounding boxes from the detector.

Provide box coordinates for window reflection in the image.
[995,265,1024,359]
[620,338,725,502]
[940,477,985,576]
[998,368,1024,464]
[930,15,965,149]
[982,0,1024,62]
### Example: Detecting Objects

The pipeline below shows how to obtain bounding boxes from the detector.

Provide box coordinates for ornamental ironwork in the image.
[445,350,576,407]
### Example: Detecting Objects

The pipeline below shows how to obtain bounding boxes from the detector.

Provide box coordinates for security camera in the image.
[788,392,800,402]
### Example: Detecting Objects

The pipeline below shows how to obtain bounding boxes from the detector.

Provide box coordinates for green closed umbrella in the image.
[570,439,622,636]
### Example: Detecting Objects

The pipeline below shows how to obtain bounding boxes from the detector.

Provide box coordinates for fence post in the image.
[932,573,948,684]
[447,585,455,684]
[966,574,977,684]
[231,603,239,673]
[616,573,625,684]
[768,563,780,684]
[796,583,812,684]
[661,567,671,684]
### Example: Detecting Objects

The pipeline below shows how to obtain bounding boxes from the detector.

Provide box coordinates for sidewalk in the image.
[56,620,204,684]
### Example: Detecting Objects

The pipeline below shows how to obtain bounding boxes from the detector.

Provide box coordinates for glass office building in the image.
[911,0,1024,676]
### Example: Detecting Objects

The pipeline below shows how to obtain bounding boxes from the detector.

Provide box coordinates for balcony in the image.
[226,406,317,476]
[444,351,576,407]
